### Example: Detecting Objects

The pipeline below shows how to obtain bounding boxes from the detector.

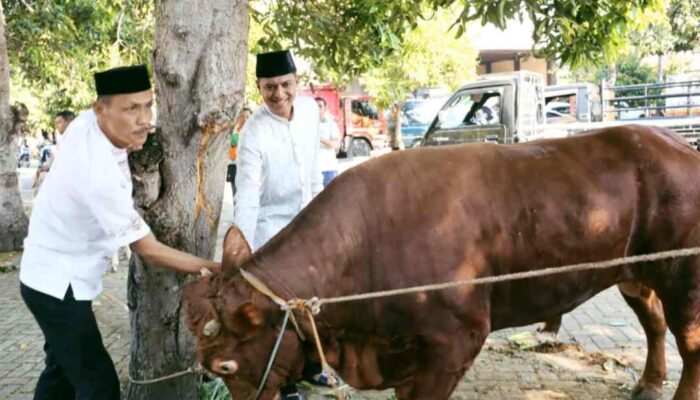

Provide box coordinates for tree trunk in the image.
[657,53,664,83]
[0,1,29,252]
[124,1,248,398]
[608,62,617,87]
[390,102,405,150]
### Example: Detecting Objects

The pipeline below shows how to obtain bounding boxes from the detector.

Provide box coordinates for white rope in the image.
[316,246,700,308]
[128,365,200,385]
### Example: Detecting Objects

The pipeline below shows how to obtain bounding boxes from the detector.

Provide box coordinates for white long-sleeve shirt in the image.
[234,96,323,250]
[20,110,150,300]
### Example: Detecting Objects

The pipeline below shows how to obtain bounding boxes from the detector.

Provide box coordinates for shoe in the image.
[302,371,339,388]
[280,383,303,400]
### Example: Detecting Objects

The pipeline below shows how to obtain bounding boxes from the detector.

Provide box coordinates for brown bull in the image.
[184,126,700,400]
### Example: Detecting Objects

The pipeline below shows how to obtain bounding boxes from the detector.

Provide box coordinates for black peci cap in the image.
[255,50,297,78]
[94,65,151,96]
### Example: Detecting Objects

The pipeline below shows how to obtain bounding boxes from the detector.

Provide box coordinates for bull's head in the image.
[183,226,304,399]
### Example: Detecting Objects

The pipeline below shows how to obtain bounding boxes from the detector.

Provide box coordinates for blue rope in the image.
[254,309,291,400]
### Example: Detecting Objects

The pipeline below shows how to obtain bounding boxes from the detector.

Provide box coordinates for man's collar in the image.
[262,102,295,122]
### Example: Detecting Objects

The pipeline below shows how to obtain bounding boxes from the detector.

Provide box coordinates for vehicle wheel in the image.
[349,138,371,158]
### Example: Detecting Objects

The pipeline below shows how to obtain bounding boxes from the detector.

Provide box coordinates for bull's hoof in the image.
[631,382,662,400]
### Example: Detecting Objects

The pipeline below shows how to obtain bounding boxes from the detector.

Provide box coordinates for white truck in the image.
[420,72,700,148]
[420,71,546,146]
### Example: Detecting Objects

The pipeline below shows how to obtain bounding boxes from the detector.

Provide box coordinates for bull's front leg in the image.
[394,327,488,400]
[619,282,667,400]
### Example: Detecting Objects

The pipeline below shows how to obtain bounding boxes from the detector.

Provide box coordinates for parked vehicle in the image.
[602,79,700,120]
[388,97,448,148]
[544,83,602,123]
[421,72,700,149]
[301,85,388,157]
[571,79,700,147]
[420,71,545,146]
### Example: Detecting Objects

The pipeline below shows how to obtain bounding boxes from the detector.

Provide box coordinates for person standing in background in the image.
[227,107,252,201]
[315,97,340,187]
[33,110,76,197]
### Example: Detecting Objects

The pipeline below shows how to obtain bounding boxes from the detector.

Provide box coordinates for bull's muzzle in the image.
[203,319,221,337]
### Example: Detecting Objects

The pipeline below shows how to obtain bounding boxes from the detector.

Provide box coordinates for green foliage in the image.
[666,0,700,52]
[254,0,660,79]
[629,0,700,57]
[253,1,424,85]
[615,57,657,86]
[613,57,662,110]
[5,0,666,127]
[197,377,231,400]
[362,6,478,107]
[521,0,660,67]
[570,54,657,85]
[4,0,153,131]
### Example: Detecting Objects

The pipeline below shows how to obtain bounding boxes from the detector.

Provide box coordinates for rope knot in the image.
[282,298,305,311]
[305,297,322,315]
[282,297,321,315]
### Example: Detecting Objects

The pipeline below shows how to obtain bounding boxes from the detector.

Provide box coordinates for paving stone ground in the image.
[0,162,685,399]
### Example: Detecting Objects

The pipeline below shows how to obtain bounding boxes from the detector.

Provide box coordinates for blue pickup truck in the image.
[394,98,447,148]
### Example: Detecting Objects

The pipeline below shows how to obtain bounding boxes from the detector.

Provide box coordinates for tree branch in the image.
[19,0,35,13]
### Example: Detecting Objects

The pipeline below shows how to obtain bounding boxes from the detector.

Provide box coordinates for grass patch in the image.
[0,251,21,274]
[198,377,231,400]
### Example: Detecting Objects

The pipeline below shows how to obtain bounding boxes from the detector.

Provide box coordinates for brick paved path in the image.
[0,174,685,399]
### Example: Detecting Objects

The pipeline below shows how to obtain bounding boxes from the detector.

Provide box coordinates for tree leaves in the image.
[5,0,154,129]
[361,6,477,108]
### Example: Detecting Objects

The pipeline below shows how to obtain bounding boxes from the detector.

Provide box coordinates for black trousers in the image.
[228,164,237,199]
[20,283,120,400]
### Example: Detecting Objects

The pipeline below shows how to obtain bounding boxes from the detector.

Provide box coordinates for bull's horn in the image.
[203,319,221,337]
[200,267,213,277]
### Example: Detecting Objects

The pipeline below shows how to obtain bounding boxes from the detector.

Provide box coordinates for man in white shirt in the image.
[19,65,220,400]
[235,50,323,251]
[234,50,328,399]
[315,97,341,187]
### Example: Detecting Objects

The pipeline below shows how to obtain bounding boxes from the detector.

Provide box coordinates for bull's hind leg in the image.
[657,274,700,400]
[619,282,668,400]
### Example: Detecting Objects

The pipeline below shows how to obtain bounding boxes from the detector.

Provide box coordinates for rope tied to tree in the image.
[128,365,202,385]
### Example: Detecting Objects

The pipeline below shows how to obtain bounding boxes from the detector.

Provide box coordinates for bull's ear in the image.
[222,225,253,274]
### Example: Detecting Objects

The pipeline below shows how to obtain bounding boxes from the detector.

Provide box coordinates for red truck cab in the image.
[301,85,387,157]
